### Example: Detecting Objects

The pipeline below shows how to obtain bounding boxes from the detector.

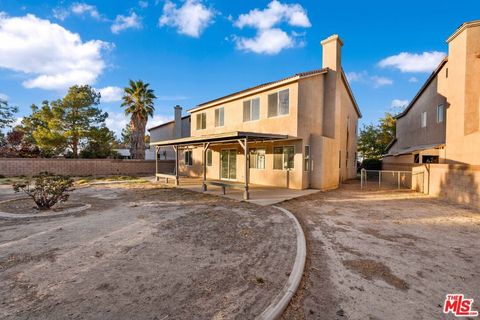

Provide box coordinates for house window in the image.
[184,150,193,166]
[421,111,427,128]
[196,112,206,130]
[304,145,310,171]
[215,107,224,127]
[206,149,212,166]
[339,150,341,168]
[414,154,420,163]
[249,148,266,169]
[437,104,444,123]
[273,146,294,170]
[268,89,289,117]
[243,98,260,122]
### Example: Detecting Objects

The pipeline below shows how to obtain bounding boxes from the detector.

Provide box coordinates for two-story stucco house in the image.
[150,34,361,199]
[384,20,480,166]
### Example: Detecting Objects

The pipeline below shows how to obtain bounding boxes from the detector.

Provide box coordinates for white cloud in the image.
[0,93,8,101]
[235,28,294,55]
[371,76,393,88]
[139,1,149,8]
[235,0,310,29]
[378,51,446,73]
[52,8,70,21]
[98,86,123,103]
[0,13,111,90]
[408,77,418,83]
[391,99,409,109]
[71,3,101,19]
[346,71,393,88]
[159,0,214,38]
[105,111,171,136]
[232,1,310,55]
[111,12,142,34]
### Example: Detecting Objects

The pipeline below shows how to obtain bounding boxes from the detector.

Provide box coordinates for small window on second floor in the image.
[215,107,224,127]
[268,89,289,117]
[206,149,212,166]
[421,111,427,128]
[437,104,444,123]
[196,112,206,130]
[243,98,260,122]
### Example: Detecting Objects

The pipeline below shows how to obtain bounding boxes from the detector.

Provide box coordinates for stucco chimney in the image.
[321,34,343,71]
[173,105,182,138]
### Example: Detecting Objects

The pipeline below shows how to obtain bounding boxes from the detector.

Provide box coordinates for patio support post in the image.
[155,146,159,182]
[202,143,210,191]
[238,137,249,200]
[174,145,179,186]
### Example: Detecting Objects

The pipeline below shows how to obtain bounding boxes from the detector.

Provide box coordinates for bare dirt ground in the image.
[280,182,480,320]
[0,183,296,320]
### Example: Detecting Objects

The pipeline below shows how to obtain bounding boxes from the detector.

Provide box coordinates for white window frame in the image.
[273,145,295,170]
[421,111,427,128]
[196,112,206,130]
[304,145,310,172]
[249,148,266,170]
[437,104,444,123]
[184,150,193,166]
[215,107,224,127]
[268,89,290,118]
[243,97,260,122]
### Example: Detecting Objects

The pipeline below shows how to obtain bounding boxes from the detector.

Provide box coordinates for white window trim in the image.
[268,89,290,118]
[249,148,266,170]
[184,150,193,166]
[243,97,261,122]
[215,107,224,127]
[273,145,295,171]
[421,111,427,128]
[437,104,444,123]
[196,112,207,130]
[304,145,310,172]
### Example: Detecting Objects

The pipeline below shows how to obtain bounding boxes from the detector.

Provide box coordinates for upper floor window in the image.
[243,98,260,122]
[215,107,224,127]
[196,112,206,130]
[304,145,310,172]
[268,89,289,118]
[437,104,444,123]
[421,111,427,128]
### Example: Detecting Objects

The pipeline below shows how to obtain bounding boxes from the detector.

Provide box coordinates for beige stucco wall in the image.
[390,76,447,155]
[413,164,480,209]
[190,82,299,138]
[444,22,480,165]
[149,117,191,160]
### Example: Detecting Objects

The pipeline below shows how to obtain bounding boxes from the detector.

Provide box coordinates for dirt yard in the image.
[280,182,480,320]
[0,183,296,320]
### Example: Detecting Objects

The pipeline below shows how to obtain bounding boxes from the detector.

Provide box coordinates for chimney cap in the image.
[321,34,343,46]
[174,105,182,109]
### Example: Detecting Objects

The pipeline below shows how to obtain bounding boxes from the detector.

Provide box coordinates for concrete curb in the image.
[258,206,306,320]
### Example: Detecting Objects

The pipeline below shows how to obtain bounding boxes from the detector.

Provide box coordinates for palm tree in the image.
[121,80,156,159]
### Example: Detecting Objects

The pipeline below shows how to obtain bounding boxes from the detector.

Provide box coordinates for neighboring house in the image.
[147,105,191,160]
[151,34,361,195]
[113,146,156,160]
[384,20,480,166]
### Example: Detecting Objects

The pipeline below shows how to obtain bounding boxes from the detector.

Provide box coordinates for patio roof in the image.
[150,131,291,147]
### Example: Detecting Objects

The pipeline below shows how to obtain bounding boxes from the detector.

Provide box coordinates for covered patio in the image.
[150,131,295,200]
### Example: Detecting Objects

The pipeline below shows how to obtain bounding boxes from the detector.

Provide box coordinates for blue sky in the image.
[0,0,478,136]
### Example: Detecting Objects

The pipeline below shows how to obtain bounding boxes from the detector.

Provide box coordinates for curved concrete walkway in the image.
[258,206,307,319]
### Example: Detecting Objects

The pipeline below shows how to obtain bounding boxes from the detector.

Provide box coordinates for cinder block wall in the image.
[0,158,175,177]
[413,164,480,209]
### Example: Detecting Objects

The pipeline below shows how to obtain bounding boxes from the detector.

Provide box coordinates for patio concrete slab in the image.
[175,178,319,206]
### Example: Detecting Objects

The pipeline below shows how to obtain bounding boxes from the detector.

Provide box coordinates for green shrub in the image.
[12,172,74,210]
[361,158,382,170]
